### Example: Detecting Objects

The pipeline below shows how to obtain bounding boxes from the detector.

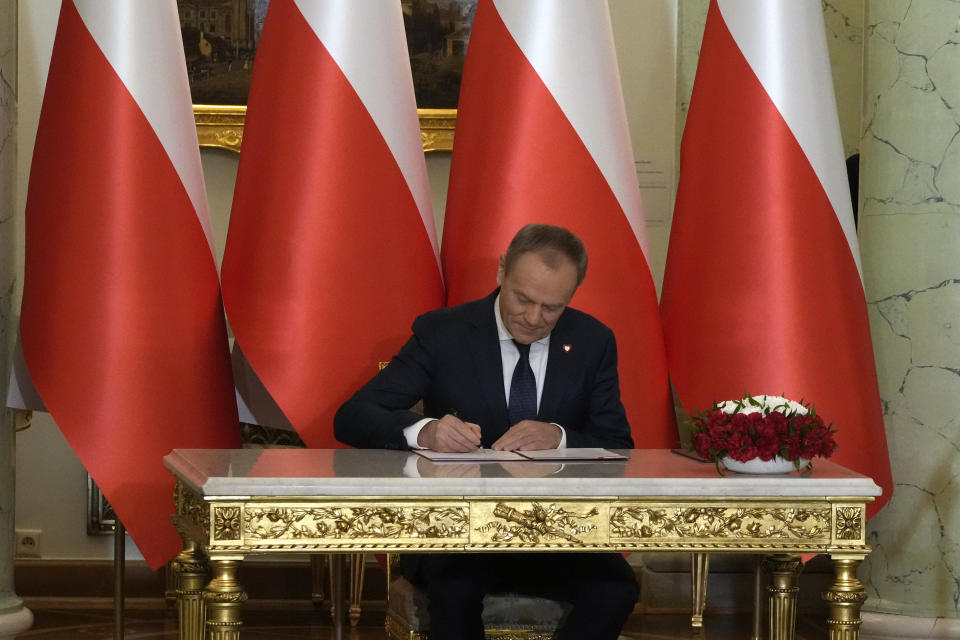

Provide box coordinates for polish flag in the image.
[20,0,239,568]
[441,0,676,448]
[221,0,444,447]
[660,0,891,515]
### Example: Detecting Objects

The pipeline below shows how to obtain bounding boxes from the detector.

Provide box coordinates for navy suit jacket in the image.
[334,289,633,450]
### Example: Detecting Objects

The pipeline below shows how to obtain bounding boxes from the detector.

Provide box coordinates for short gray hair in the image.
[503,224,587,285]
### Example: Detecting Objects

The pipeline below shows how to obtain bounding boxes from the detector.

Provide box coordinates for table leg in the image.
[205,556,248,640]
[164,560,179,609]
[174,539,208,640]
[751,555,764,640]
[349,553,366,627]
[311,554,327,608]
[690,552,709,628]
[331,553,345,640]
[823,554,868,640]
[765,554,802,640]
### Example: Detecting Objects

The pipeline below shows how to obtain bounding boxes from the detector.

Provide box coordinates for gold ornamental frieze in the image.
[175,486,871,553]
[223,501,470,550]
[610,504,832,547]
[470,500,606,548]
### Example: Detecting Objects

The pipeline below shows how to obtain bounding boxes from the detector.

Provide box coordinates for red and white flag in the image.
[20,0,239,568]
[221,0,444,447]
[441,0,676,447]
[661,0,891,515]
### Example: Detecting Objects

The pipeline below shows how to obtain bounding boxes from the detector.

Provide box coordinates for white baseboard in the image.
[0,605,34,640]
[862,612,960,639]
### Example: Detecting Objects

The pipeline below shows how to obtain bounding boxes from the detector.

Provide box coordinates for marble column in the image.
[858,0,960,623]
[0,0,33,637]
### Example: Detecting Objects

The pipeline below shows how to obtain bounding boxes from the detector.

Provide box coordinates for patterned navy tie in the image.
[508,340,537,425]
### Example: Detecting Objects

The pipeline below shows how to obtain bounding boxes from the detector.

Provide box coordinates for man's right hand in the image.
[416,458,481,478]
[418,414,482,452]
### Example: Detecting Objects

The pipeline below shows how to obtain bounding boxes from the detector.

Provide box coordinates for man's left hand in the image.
[491,420,562,451]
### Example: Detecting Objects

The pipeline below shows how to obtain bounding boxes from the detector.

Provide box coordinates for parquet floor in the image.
[14,606,830,639]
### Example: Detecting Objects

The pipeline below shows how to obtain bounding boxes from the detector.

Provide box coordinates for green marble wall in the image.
[0,0,26,626]
[858,0,960,617]
[0,0,13,372]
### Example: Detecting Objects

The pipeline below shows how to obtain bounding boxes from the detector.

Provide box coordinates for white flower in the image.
[716,394,808,416]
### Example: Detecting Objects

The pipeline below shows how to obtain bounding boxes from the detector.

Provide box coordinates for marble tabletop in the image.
[164,448,883,500]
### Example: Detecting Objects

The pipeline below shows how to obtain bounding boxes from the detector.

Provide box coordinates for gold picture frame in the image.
[193,105,456,154]
[180,1,472,154]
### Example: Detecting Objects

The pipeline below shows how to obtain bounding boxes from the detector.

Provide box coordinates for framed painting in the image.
[179,0,477,153]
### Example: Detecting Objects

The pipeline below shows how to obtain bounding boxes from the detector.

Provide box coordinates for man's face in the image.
[497,251,579,344]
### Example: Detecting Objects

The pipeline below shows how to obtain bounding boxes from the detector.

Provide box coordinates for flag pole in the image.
[114,521,125,640]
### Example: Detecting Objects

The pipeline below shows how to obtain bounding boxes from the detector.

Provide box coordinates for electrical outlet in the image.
[15,529,42,558]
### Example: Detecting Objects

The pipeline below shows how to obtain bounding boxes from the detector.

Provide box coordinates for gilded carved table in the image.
[164,448,881,640]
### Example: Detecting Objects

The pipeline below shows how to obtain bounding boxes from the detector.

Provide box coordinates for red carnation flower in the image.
[685,395,836,473]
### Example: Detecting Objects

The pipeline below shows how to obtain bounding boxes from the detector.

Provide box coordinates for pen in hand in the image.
[451,409,483,450]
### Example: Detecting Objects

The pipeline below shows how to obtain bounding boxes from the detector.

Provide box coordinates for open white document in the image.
[414,448,627,462]
[516,448,627,461]
[414,449,526,462]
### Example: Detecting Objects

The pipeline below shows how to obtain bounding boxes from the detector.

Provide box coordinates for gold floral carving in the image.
[176,560,207,574]
[204,591,248,604]
[823,590,868,604]
[765,555,804,574]
[175,482,209,532]
[192,105,246,153]
[420,130,454,152]
[610,506,830,541]
[207,128,243,150]
[214,507,242,541]
[474,502,598,545]
[244,506,468,541]
[418,109,457,152]
[835,507,863,540]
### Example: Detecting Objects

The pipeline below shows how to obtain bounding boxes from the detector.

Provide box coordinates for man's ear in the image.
[496,255,506,286]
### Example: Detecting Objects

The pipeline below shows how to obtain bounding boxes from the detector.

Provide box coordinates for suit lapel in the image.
[467,291,510,441]
[540,312,575,421]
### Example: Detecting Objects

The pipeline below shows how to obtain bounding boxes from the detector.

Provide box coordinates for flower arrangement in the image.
[688,394,837,474]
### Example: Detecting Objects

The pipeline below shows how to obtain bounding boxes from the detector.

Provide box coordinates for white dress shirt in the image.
[402,293,567,449]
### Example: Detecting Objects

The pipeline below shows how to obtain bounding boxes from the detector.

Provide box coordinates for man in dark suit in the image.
[335,224,638,640]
